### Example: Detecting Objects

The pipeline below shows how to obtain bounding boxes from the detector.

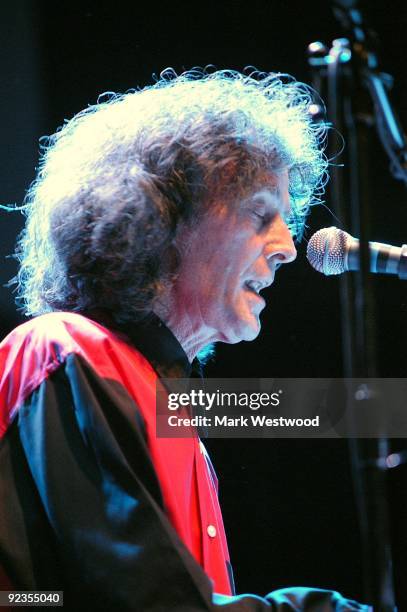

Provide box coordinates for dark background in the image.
[1,0,407,607]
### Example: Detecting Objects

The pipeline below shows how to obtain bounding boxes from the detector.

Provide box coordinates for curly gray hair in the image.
[14,68,328,324]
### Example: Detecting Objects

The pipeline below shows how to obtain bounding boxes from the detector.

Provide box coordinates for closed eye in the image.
[252,211,265,220]
[252,210,274,228]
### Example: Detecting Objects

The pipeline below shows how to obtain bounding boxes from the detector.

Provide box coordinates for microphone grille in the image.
[307,226,350,275]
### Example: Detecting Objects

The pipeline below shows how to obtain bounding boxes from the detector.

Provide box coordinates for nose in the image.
[264,216,297,265]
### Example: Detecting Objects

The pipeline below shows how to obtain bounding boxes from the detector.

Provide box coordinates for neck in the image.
[153,300,218,363]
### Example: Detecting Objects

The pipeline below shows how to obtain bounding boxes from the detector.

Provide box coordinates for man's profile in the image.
[0,69,368,610]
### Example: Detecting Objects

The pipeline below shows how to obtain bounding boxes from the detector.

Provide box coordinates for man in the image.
[0,69,368,610]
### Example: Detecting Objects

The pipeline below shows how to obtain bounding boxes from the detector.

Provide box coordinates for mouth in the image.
[244,279,272,303]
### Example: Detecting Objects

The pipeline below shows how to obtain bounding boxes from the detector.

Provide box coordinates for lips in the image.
[245,280,262,294]
[244,278,273,295]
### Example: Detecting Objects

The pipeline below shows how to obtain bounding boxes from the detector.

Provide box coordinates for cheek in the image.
[218,250,260,304]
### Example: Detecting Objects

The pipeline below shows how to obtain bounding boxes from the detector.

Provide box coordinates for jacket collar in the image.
[124,313,195,379]
[84,310,201,379]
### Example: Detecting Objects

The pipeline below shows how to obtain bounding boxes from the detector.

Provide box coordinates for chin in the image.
[241,325,261,342]
[221,318,261,344]
[240,311,262,340]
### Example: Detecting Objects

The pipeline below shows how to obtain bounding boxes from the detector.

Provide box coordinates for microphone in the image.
[306,226,407,280]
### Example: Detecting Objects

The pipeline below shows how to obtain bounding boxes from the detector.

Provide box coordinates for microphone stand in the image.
[307,2,407,609]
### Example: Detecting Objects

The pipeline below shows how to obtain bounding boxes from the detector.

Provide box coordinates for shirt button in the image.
[207,524,217,538]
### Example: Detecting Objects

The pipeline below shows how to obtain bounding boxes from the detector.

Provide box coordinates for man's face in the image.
[171,170,297,345]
